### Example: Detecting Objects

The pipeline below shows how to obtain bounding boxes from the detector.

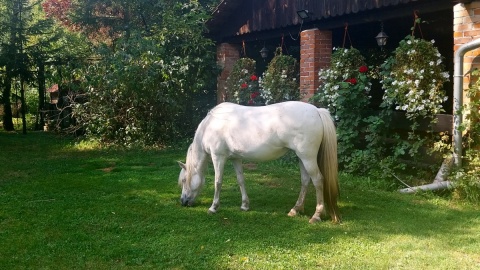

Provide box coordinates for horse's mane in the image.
[184,116,209,188]
[185,145,195,186]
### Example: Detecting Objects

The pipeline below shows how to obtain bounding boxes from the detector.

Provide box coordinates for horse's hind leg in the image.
[310,174,325,223]
[232,159,249,211]
[288,160,310,217]
[298,156,325,223]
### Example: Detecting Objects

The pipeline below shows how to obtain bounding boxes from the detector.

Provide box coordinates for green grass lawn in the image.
[1,131,479,269]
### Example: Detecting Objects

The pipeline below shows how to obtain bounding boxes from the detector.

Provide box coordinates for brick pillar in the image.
[300,28,332,102]
[454,1,480,105]
[216,43,240,104]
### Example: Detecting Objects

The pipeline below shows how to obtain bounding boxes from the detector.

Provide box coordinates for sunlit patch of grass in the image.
[72,138,102,151]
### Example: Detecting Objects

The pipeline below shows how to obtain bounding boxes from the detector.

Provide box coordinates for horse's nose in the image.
[180,195,189,206]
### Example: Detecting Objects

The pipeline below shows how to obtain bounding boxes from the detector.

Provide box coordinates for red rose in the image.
[359,66,368,73]
[250,74,258,81]
[345,78,357,85]
[241,83,248,89]
[248,99,254,105]
[250,91,260,99]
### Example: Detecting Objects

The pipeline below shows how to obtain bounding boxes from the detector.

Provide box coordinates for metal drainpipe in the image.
[453,38,480,167]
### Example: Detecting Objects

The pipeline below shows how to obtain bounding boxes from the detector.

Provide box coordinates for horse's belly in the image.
[230,144,288,161]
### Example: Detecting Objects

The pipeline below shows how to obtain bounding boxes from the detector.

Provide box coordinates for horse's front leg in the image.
[232,159,249,211]
[208,155,226,214]
[288,160,309,217]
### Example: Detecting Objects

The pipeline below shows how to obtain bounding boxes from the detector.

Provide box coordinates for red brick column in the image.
[300,28,332,102]
[454,2,480,104]
[216,43,240,104]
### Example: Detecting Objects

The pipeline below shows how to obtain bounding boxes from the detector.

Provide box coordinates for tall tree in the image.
[0,0,62,132]
[0,0,20,131]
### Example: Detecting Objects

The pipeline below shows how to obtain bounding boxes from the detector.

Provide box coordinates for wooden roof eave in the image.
[207,0,457,44]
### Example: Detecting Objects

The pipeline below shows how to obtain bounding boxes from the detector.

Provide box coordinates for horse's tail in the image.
[317,108,341,223]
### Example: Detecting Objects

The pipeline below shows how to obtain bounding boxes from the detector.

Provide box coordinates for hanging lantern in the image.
[260,46,269,59]
[375,22,388,47]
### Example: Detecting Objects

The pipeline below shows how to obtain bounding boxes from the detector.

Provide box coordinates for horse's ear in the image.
[177,161,186,170]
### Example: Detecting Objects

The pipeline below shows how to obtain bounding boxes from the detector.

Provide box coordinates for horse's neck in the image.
[188,139,208,173]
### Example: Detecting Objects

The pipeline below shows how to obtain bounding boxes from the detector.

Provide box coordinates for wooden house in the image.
[206,0,479,117]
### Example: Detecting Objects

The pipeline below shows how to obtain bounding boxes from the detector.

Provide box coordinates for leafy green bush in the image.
[67,2,217,146]
[376,36,450,168]
[349,36,451,179]
[453,69,480,203]
[72,33,216,146]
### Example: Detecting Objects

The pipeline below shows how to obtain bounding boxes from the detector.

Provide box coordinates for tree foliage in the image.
[54,0,219,146]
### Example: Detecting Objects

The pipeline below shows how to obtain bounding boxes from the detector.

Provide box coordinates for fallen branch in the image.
[399,181,455,194]
[398,153,456,194]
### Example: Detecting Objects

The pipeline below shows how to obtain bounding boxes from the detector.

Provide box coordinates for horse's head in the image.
[178,161,204,206]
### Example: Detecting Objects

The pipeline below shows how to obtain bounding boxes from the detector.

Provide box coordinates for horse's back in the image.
[206,101,322,132]
[198,102,325,160]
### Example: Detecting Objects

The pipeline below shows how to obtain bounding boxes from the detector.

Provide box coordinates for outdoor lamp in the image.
[375,22,388,47]
[296,9,310,20]
[260,46,269,59]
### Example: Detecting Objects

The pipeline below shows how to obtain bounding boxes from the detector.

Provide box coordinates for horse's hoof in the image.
[309,217,321,224]
[287,209,297,217]
[208,208,217,214]
[240,206,249,211]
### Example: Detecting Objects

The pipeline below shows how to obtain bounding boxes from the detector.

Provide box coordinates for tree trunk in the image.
[2,66,15,131]
[36,61,46,130]
[20,77,27,134]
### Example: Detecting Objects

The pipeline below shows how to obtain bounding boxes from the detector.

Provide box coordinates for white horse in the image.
[178,101,340,223]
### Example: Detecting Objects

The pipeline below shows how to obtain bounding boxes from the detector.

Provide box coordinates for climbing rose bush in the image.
[225,58,262,105]
[314,47,371,117]
[312,47,372,167]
